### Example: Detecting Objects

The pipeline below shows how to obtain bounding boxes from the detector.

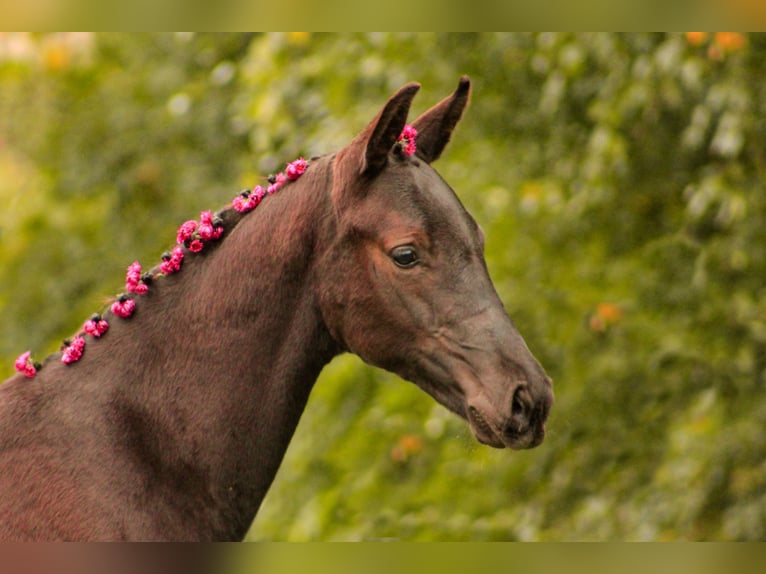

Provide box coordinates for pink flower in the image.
[398,124,418,157]
[126,261,142,284]
[196,211,223,241]
[176,220,198,244]
[233,194,254,213]
[251,185,266,202]
[14,351,38,378]
[125,261,149,294]
[188,239,204,253]
[160,246,184,274]
[159,258,174,274]
[267,173,288,195]
[400,124,418,141]
[14,351,31,372]
[267,181,279,195]
[61,336,86,365]
[111,296,136,318]
[83,314,109,338]
[286,157,308,180]
[197,222,215,240]
[235,185,266,212]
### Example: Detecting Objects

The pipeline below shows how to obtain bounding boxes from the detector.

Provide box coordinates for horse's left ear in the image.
[411,76,471,164]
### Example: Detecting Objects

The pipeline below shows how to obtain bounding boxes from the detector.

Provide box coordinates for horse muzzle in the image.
[466,379,553,450]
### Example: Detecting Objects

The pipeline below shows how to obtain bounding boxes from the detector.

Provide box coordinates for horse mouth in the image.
[467,406,506,449]
[467,405,545,450]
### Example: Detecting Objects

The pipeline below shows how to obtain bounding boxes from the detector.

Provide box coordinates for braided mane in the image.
[14,156,312,378]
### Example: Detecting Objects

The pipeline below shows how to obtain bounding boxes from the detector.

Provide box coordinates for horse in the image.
[0,77,553,541]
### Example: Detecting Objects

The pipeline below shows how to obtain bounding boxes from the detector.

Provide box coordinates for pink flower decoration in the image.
[160,246,184,274]
[286,157,308,180]
[252,185,266,202]
[232,195,251,213]
[197,222,215,240]
[234,185,267,213]
[233,195,252,213]
[83,314,109,338]
[61,336,86,365]
[14,351,31,371]
[159,259,174,274]
[177,220,198,244]
[126,261,142,284]
[14,351,38,378]
[12,151,313,377]
[267,172,288,195]
[125,261,149,294]
[111,296,136,318]
[195,211,224,241]
[398,124,418,157]
[400,124,418,141]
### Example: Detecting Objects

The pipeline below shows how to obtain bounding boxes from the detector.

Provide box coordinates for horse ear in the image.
[340,82,421,178]
[411,76,471,163]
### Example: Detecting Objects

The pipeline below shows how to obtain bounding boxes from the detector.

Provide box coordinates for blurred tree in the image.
[1,33,764,540]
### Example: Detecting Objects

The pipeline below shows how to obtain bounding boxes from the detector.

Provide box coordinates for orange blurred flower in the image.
[390,434,424,463]
[714,32,746,52]
[685,32,747,60]
[589,302,624,333]
[597,302,623,324]
[399,434,423,454]
[685,32,708,46]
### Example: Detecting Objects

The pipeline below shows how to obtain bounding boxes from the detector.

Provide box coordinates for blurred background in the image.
[0,33,764,541]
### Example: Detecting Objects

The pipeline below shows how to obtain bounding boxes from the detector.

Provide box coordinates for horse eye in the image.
[391,245,419,269]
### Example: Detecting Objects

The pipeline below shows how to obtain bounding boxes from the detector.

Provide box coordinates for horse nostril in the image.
[511,388,526,418]
[506,387,530,436]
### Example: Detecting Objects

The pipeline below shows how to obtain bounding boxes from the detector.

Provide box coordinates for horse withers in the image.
[0,76,553,540]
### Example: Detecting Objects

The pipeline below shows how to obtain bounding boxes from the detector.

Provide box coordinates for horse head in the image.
[318,77,554,450]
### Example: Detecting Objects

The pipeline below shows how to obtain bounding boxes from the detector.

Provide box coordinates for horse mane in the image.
[14,155,323,378]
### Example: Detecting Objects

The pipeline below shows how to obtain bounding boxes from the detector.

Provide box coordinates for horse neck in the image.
[74,158,338,537]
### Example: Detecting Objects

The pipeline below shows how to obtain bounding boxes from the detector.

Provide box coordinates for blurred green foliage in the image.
[1,33,765,540]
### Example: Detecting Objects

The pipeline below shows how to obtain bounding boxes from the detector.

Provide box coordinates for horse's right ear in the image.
[336,82,421,181]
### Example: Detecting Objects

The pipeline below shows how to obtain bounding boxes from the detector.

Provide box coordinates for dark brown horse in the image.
[0,77,553,541]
